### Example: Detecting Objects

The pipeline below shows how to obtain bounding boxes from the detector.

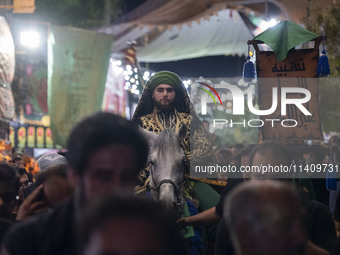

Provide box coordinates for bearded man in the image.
[132,70,220,213]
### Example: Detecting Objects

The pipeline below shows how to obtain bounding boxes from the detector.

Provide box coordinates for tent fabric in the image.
[112,0,336,26]
[114,0,222,26]
[99,24,150,59]
[137,9,251,62]
[99,0,337,63]
[253,20,319,62]
[106,9,252,62]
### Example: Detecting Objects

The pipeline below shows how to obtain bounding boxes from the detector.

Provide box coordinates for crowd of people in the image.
[0,71,339,255]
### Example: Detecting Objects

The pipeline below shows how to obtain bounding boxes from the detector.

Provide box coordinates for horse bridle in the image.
[157,179,181,201]
[152,178,184,216]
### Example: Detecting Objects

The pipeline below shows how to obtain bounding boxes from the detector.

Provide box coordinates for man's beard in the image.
[154,100,174,113]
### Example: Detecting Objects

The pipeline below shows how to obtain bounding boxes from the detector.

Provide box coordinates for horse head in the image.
[140,125,187,218]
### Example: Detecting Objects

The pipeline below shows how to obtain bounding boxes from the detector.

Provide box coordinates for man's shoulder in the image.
[176,111,191,120]
[138,113,157,132]
[139,112,154,121]
[138,111,193,130]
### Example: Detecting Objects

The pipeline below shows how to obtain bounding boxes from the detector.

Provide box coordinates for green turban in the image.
[148,71,182,94]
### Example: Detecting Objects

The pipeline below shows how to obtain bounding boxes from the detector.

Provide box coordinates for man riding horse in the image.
[132,70,220,214]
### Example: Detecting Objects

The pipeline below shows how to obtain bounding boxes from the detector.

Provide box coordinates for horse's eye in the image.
[149,160,155,166]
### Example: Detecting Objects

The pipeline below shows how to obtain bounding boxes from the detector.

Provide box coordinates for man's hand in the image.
[176,207,221,227]
[16,184,48,221]
[177,217,190,227]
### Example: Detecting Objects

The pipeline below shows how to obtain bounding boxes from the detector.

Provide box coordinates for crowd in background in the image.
[0,113,339,255]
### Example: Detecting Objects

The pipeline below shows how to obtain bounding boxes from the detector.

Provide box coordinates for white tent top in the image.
[136,9,252,62]
[104,9,252,62]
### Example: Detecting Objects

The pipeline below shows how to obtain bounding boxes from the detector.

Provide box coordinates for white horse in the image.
[141,125,187,219]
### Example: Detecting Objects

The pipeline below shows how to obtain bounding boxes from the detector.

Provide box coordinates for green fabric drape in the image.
[254,20,318,62]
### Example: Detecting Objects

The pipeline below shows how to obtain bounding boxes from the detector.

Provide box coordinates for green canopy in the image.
[254,20,319,62]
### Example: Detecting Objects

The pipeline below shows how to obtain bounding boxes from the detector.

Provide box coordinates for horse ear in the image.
[177,124,187,142]
[139,127,157,143]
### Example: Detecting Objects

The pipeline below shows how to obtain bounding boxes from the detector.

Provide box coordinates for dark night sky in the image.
[120,0,148,15]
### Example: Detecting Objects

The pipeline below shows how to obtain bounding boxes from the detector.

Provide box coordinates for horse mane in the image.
[152,129,181,159]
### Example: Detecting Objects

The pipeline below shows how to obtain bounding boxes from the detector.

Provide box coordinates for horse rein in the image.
[157,179,184,216]
[150,174,184,216]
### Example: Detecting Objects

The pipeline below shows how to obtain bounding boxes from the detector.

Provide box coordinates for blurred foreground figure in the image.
[1,112,148,255]
[249,142,336,252]
[0,164,19,243]
[79,195,189,255]
[0,163,19,221]
[224,180,328,255]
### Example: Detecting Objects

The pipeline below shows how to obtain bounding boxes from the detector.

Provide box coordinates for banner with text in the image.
[251,40,323,141]
[48,26,113,147]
